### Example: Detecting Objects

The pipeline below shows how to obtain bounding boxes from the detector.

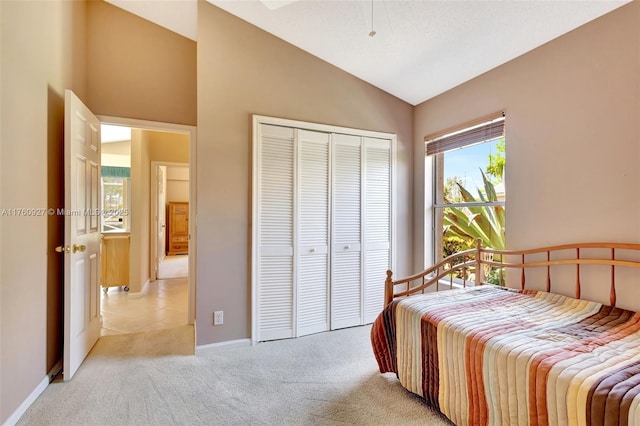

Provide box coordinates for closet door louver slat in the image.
[363,249,389,323]
[297,254,329,334]
[258,257,294,334]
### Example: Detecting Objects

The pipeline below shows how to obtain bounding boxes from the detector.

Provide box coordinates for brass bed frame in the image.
[384,239,640,308]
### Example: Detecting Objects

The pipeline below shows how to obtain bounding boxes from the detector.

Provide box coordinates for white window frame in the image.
[426,113,506,281]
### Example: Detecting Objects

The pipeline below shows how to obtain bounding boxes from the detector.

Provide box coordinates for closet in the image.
[252,116,394,342]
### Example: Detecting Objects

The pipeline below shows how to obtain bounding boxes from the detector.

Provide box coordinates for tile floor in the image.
[100,277,189,336]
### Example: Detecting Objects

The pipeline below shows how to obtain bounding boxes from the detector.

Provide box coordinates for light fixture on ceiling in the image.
[368,0,376,37]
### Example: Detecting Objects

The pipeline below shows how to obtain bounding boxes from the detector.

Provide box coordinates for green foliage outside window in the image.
[441,138,506,285]
[443,169,505,250]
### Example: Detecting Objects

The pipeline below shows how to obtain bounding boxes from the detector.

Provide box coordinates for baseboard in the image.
[195,338,251,355]
[2,375,49,426]
[127,279,150,299]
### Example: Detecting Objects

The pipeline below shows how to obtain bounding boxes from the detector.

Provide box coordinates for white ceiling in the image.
[107,0,198,40]
[101,124,131,143]
[106,0,630,106]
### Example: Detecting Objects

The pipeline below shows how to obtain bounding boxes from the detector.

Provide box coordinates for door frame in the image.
[151,160,189,280]
[98,115,197,325]
[152,163,167,279]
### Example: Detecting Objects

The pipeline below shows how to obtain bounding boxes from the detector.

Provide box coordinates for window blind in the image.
[425,113,505,156]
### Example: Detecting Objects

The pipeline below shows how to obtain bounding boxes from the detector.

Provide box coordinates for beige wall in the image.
[129,130,151,293]
[0,0,87,422]
[196,3,414,345]
[166,166,190,203]
[102,140,131,156]
[167,181,190,203]
[102,140,131,167]
[146,131,190,163]
[414,2,640,309]
[86,0,197,126]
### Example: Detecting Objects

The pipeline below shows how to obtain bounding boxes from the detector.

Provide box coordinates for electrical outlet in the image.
[213,310,224,325]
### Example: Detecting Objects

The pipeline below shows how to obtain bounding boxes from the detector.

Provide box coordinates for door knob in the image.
[55,245,70,254]
[72,244,86,253]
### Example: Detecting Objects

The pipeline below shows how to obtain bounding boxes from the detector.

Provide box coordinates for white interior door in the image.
[63,90,102,380]
[157,165,167,269]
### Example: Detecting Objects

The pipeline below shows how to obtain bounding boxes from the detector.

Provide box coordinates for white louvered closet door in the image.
[331,134,363,329]
[363,137,392,323]
[296,130,330,336]
[254,116,394,342]
[256,124,295,341]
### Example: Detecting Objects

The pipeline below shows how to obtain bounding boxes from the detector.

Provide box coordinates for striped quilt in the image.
[370,285,640,426]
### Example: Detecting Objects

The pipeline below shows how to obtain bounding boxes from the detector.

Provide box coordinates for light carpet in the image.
[18,325,452,425]
[158,255,188,279]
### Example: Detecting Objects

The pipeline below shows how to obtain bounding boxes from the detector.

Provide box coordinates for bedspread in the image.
[370,285,640,426]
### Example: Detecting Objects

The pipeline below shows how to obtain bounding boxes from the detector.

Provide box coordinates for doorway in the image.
[151,162,190,281]
[98,116,196,337]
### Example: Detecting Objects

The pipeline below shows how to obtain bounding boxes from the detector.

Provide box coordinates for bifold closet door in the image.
[331,134,363,329]
[255,119,393,341]
[256,124,295,341]
[363,137,392,323]
[296,130,330,336]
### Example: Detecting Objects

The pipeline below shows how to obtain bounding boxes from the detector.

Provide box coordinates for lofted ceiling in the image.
[106,0,630,106]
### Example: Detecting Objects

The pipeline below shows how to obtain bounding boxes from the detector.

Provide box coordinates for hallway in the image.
[100,278,188,336]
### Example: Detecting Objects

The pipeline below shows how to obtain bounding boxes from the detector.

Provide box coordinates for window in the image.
[426,113,505,284]
[101,167,130,233]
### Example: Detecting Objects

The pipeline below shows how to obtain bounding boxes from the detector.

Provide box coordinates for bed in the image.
[371,240,640,426]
